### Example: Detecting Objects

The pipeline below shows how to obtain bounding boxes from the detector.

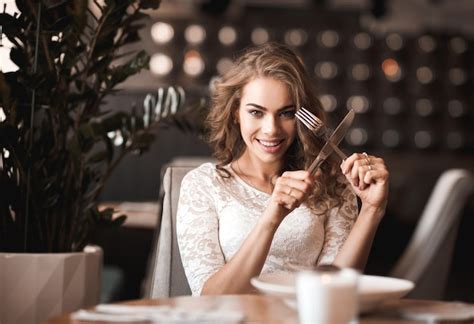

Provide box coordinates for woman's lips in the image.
[257,139,284,153]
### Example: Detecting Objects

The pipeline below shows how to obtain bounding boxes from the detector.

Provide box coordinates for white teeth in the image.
[259,140,281,147]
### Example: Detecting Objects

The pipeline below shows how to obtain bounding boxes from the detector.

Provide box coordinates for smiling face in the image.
[237,77,297,168]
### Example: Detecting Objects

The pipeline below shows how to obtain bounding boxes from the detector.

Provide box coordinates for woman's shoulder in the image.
[187,161,216,174]
[182,162,219,183]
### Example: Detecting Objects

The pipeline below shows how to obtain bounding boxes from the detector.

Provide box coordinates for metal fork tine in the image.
[296,111,319,128]
[295,112,315,131]
[300,108,323,126]
[300,107,323,128]
[295,111,311,127]
[296,110,320,131]
[296,107,348,161]
[297,112,321,131]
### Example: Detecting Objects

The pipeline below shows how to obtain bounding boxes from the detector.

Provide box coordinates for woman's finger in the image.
[276,176,312,194]
[349,158,365,188]
[276,194,300,210]
[275,183,307,201]
[364,164,389,185]
[281,170,314,181]
[340,152,362,174]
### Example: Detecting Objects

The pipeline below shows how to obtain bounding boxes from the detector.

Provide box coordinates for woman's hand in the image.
[266,170,315,220]
[341,153,389,214]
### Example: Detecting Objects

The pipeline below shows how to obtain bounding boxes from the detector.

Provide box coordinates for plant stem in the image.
[24,2,42,252]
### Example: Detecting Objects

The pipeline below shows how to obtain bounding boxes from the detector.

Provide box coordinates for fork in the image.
[295,107,347,160]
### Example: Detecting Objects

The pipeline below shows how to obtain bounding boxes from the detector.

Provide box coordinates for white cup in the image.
[296,268,359,324]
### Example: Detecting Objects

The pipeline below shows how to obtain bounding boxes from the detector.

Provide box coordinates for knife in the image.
[308,109,355,175]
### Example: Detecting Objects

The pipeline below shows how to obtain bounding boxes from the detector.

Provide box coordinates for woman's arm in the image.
[332,204,383,270]
[201,208,281,294]
[200,170,314,295]
[176,168,226,296]
[332,153,389,271]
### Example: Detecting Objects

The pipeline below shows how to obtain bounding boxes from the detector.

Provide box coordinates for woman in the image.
[176,42,389,296]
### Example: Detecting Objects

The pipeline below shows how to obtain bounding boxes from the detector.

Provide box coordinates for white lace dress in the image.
[176,162,358,296]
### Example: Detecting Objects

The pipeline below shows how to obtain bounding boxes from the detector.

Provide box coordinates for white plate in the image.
[251,272,414,313]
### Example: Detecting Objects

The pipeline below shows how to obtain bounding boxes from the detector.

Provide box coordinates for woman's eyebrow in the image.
[245,103,295,111]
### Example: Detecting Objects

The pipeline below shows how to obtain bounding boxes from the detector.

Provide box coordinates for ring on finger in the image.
[362,152,371,169]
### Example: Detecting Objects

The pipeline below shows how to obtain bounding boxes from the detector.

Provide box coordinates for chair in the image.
[144,157,212,298]
[389,169,474,299]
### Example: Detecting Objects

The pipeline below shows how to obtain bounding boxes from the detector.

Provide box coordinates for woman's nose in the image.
[262,115,280,134]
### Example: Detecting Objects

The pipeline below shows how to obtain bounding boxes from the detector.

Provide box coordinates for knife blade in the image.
[308,109,355,175]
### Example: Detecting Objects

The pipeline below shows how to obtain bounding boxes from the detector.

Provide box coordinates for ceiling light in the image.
[184,24,206,45]
[315,61,338,79]
[319,94,337,112]
[447,99,465,118]
[416,66,434,84]
[347,128,368,146]
[318,30,339,49]
[415,98,434,117]
[385,33,404,51]
[218,26,237,46]
[414,130,432,149]
[417,35,436,53]
[381,58,402,82]
[149,53,173,76]
[284,29,308,47]
[183,50,205,77]
[151,22,174,44]
[353,32,371,50]
[251,27,269,45]
[448,68,467,85]
[449,37,467,54]
[351,64,370,81]
[347,96,369,113]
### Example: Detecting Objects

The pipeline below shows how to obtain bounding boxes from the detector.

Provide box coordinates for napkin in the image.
[72,304,245,323]
[397,300,474,322]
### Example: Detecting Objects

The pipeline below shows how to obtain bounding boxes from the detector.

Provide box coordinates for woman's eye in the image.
[249,110,263,117]
[280,110,295,118]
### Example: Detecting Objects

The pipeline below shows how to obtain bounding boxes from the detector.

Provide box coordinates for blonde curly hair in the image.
[206,42,345,213]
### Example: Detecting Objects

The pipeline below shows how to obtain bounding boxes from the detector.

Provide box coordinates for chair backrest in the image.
[389,169,474,299]
[144,157,212,298]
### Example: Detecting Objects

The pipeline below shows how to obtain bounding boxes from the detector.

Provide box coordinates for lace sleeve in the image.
[317,178,358,265]
[176,167,225,296]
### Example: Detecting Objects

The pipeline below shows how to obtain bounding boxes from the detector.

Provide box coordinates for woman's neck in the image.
[232,153,283,193]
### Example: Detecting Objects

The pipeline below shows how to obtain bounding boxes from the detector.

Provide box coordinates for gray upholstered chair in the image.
[144,157,212,298]
[390,169,474,299]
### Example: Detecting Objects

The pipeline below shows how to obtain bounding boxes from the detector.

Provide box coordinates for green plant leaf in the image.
[105,50,149,88]
[0,0,181,253]
[112,214,127,226]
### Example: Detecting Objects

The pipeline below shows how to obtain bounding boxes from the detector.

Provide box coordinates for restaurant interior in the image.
[1,0,474,322]
[97,0,474,304]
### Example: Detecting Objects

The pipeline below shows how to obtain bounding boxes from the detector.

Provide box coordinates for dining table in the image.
[46,294,474,323]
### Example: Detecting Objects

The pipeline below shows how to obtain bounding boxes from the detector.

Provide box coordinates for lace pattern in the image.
[176,163,358,295]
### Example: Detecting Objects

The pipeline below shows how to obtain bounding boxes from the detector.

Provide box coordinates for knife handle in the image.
[308,156,325,175]
[308,145,346,175]
[331,143,347,160]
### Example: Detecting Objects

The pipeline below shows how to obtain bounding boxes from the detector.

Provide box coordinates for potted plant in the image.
[0,0,204,322]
